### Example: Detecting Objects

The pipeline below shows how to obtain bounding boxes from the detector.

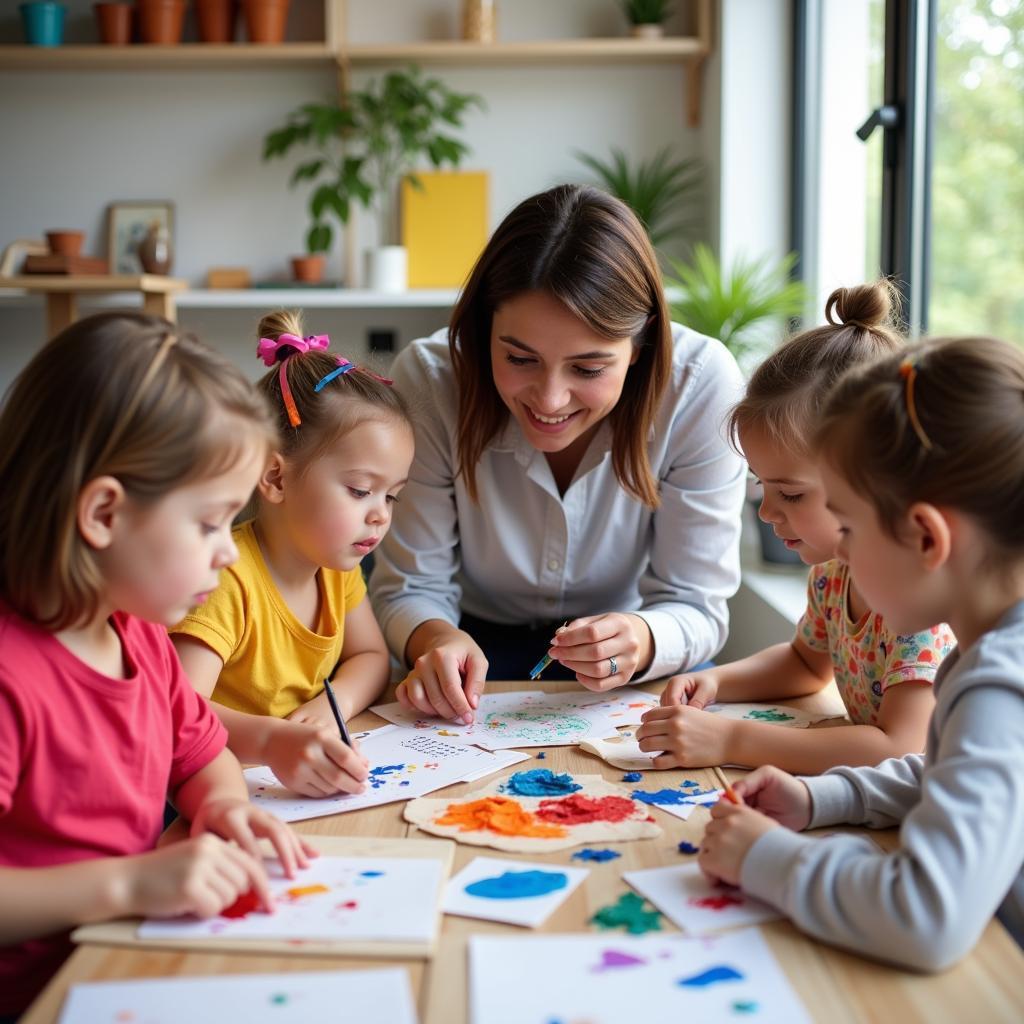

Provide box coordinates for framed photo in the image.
[107,201,174,275]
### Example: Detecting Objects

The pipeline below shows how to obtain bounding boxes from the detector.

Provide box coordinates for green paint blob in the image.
[732,999,759,1013]
[590,891,662,935]
[744,709,794,723]
[269,993,289,1005]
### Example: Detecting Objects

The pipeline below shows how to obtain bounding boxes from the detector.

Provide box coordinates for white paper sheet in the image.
[623,862,782,934]
[57,969,418,1024]
[442,856,589,928]
[138,856,443,943]
[524,687,661,727]
[246,725,529,822]
[371,691,619,749]
[470,929,810,1024]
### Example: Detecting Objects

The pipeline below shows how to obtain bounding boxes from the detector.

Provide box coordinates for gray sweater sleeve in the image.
[741,685,1024,972]
[802,753,927,830]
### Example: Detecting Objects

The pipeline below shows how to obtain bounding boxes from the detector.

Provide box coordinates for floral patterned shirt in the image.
[796,559,956,725]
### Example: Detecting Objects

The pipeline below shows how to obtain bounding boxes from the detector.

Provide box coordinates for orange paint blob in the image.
[284,883,331,899]
[435,796,568,837]
[535,794,636,824]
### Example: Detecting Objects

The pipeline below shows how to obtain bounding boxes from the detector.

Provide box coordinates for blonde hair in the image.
[729,280,905,455]
[0,312,276,631]
[255,309,410,472]
[817,335,1024,555]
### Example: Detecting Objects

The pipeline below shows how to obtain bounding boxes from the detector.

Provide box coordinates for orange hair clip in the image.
[278,358,302,428]
[899,357,933,451]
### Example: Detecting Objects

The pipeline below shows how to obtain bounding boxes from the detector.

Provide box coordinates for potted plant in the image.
[665,244,808,564]
[574,145,701,254]
[622,0,672,39]
[263,67,482,291]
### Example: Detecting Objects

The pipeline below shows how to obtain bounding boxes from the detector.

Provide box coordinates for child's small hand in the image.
[698,801,779,887]
[635,704,735,767]
[286,691,336,731]
[127,834,273,919]
[189,796,319,880]
[732,765,813,831]
[661,671,718,708]
[266,722,370,799]
[397,633,488,723]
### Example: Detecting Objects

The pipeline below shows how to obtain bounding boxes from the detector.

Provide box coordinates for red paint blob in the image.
[535,794,636,824]
[221,889,262,918]
[689,894,745,911]
[336,900,359,910]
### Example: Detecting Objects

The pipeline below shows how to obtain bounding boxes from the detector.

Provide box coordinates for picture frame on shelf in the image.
[107,201,174,275]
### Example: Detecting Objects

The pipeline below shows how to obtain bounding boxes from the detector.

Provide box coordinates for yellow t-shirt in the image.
[171,521,367,718]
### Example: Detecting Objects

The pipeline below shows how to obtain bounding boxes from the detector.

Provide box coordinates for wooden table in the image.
[20,681,1024,1024]
[0,275,187,337]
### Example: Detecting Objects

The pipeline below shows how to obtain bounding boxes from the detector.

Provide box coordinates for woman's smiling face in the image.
[489,290,638,454]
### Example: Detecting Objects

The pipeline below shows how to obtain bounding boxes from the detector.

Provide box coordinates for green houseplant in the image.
[574,145,701,251]
[263,66,482,288]
[622,0,673,37]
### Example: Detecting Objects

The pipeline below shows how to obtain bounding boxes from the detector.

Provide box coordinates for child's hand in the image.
[635,704,735,767]
[661,671,718,708]
[189,796,318,880]
[732,765,813,831]
[397,632,488,723]
[127,834,273,918]
[287,691,336,731]
[698,801,779,886]
[266,722,370,798]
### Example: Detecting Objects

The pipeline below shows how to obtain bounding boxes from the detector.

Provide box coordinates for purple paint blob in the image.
[593,948,647,972]
[572,847,622,862]
[504,769,581,797]
[465,869,568,900]
[621,771,643,782]
[677,964,745,988]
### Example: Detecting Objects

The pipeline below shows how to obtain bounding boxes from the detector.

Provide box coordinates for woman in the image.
[369,184,746,722]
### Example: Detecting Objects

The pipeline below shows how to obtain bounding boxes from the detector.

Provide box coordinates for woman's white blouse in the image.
[369,325,746,681]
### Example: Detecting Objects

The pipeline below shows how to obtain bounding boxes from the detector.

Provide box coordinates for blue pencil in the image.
[529,621,569,680]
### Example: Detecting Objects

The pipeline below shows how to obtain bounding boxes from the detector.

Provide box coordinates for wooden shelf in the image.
[179,288,459,308]
[0,43,334,71]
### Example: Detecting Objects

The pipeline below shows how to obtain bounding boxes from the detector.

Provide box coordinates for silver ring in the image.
[608,656,618,677]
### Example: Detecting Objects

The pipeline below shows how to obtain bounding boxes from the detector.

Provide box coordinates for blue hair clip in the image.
[314,357,357,393]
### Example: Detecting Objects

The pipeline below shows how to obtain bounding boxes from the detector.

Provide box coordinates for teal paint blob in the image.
[733,999,759,1013]
[504,768,582,796]
[465,869,568,900]
[745,709,795,722]
[572,847,622,862]
[677,964,745,988]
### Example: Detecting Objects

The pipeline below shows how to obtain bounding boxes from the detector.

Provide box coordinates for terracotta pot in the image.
[195,0,238,43]
[45,230,85,258]
[94,3,131,44]
[630,24,664,40]
[242,0,290,45]
[136,0,186,45]
[291,255,325,283]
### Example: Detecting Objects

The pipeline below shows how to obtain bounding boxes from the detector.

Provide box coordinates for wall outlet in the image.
[367,329,396,353]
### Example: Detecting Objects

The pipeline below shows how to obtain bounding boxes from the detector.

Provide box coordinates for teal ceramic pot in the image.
[20,2,66,46]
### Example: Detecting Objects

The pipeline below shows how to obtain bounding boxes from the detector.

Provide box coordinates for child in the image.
[171,310,413,798]
[699,335,1024,970]
[0,313,315,1020]
[638,282,955,773]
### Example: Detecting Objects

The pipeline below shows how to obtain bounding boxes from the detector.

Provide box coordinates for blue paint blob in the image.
[465,869,568,900]
[681,779,700,788]
[631,788,693,805]
[536,751,547,759]
[505,768,582,797]
[677,964,745,988]
[677,841,700,855]
[359,870,384,877]
[572,847,622,863]
[368,764,405,789]
[621,771,643,782]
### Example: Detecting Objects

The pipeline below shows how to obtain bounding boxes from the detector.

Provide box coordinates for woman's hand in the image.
[698,801,779,887]
[548,613,652,690]
[661,671,719,709]
[635,704,736,767]
[396,629,489,723]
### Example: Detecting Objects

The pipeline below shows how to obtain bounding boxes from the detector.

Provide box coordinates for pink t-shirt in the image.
[0,603,227,1016]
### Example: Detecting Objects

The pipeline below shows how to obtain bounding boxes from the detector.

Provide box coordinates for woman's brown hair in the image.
[0,311,276,631]
[255,308,410,471]
[449,184,672,508]
[729,280,905,455]
[816,335,1024,554]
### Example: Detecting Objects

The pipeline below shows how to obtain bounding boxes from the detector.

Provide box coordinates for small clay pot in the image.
[630,24,665,40]
[291,255,325,284]
[45,230,85,258]
[136,0,186,45]
[195,0,238,43]
[242,0,291,45]
[94,3,132,44]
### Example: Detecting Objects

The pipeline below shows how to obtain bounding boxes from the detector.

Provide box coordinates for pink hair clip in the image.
[256,332,330,367]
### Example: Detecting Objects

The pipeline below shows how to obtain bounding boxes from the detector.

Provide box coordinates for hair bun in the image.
[255,308,307,362]
[825,280,899,332]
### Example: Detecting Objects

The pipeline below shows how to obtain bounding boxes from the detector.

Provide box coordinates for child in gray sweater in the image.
[698,335,1024,971]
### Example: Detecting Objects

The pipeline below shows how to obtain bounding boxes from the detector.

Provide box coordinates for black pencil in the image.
[322,676,352,748]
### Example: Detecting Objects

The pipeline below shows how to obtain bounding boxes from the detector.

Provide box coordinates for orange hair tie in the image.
[899,357,933,451]
[278,357,302,428]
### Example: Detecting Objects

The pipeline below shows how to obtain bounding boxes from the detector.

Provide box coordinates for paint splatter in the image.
[621,771,643,782]
[732,1000,759,1013]
[368,763,406,788]
[284,884,330,900]
[592,948,647,972]
[335,900,358,910]
[631,786,719,806]
[269,993,289,1005]
[536,751,547,759]
[689,893,745,911]
[436,796,568,837]
[504,768,582,796]
[399,780,411,786]
[677,841,700,855]
[590,892,662,934]
[535,793,635,824]
[677,964,744,988]
[221,888,261,918]
[465,869,568,900]
[744,709,795,723]
[681,779,700,788]
[572,847,622,862]
[359,870,384,877]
